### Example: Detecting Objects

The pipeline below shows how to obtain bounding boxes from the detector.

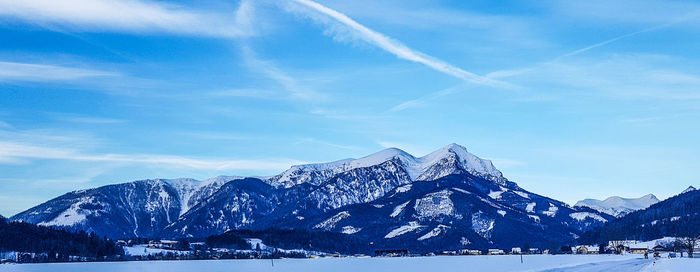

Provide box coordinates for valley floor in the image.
[1,255,698,272]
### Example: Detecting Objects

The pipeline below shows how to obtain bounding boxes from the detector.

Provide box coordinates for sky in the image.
[1,0,699,216]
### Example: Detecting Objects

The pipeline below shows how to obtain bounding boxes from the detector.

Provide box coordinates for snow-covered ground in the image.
[1,255,698,272]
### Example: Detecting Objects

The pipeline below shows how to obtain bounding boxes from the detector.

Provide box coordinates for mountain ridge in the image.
[12,144,614,251]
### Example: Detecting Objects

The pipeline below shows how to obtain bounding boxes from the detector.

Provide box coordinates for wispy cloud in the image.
[207,88,281,99]
[0,61,118,82]
[51,114,126,124]
[0,0,256,38]
[180,131,249,142]
[294,138,360,151]
[241,46,326,101]
[284,0,509,88]
[0,140,304,171]
[389,84,467,112]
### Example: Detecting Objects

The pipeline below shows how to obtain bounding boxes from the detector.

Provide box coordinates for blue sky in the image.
[1,0,699,216]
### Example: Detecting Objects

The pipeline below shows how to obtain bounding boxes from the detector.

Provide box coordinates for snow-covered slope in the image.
[574,194,660,217]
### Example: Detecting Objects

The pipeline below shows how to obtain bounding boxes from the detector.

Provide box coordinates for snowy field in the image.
[2,255,698,272]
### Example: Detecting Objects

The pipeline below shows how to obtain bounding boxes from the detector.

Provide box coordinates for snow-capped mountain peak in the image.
[268,143,506,187]
[681,185,696,194]
[417,143,503,182]
[574,194,660,217]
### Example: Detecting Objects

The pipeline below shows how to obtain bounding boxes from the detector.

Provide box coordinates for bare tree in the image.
[675,237,698,258]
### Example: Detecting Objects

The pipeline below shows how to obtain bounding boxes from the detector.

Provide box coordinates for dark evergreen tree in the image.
[0,216,123,262]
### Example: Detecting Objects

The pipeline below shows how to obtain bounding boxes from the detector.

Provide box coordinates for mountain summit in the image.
[12,144,613,252]
[681,185,696,194]
[267,144,505,188]
[574,194,660,217]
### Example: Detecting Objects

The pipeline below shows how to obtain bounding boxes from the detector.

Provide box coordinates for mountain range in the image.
[12,144,616,252]
[578,188,699,244]
[574,194,660,217]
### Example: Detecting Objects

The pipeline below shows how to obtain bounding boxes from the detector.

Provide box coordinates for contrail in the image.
[487,16,695,79]
[290,0,509,88]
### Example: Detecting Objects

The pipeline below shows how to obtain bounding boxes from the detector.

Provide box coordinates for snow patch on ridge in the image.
[569,212,607,222]
[385,221,424,239]
[542,203,558,217]
[414,190,454,219]
[526,202,536,213]
[390,201,410,218]
[38,197,96,227]
[418,225,450,241]
[471,211,495,239]
[341,226,361,234]
[314,211,350,230]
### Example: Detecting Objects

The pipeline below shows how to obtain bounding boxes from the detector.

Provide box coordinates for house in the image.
[510,247,522,254]
[458,249,482,255]
[528,248,541,254]
[148,240,179,249]
[440,250,458,255]
[374,249,409,257]
[627,244,650,254]
[0,251,18,263]
[608,240,638,252]
[488,249,505,255]
[159,240,179,249]
[652,245,666,252]
[189,242,207,251]
[575,245,600,254]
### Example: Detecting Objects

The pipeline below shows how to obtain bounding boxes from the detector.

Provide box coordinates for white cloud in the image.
[284,0,510,88]
[0,61,118,82]
[0,140,303,171]
[0,0,256,38]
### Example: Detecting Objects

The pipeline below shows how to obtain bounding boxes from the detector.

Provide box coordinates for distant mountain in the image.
[11,176,235,238]
[574,194,660,217]
[578,188,700,244]
[13,144,613,252]
[681,186,696,194]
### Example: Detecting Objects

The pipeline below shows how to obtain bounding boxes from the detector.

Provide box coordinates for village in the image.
[2,235,698,264]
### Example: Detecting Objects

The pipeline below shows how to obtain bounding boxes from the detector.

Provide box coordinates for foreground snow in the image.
[2,255,698,272]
